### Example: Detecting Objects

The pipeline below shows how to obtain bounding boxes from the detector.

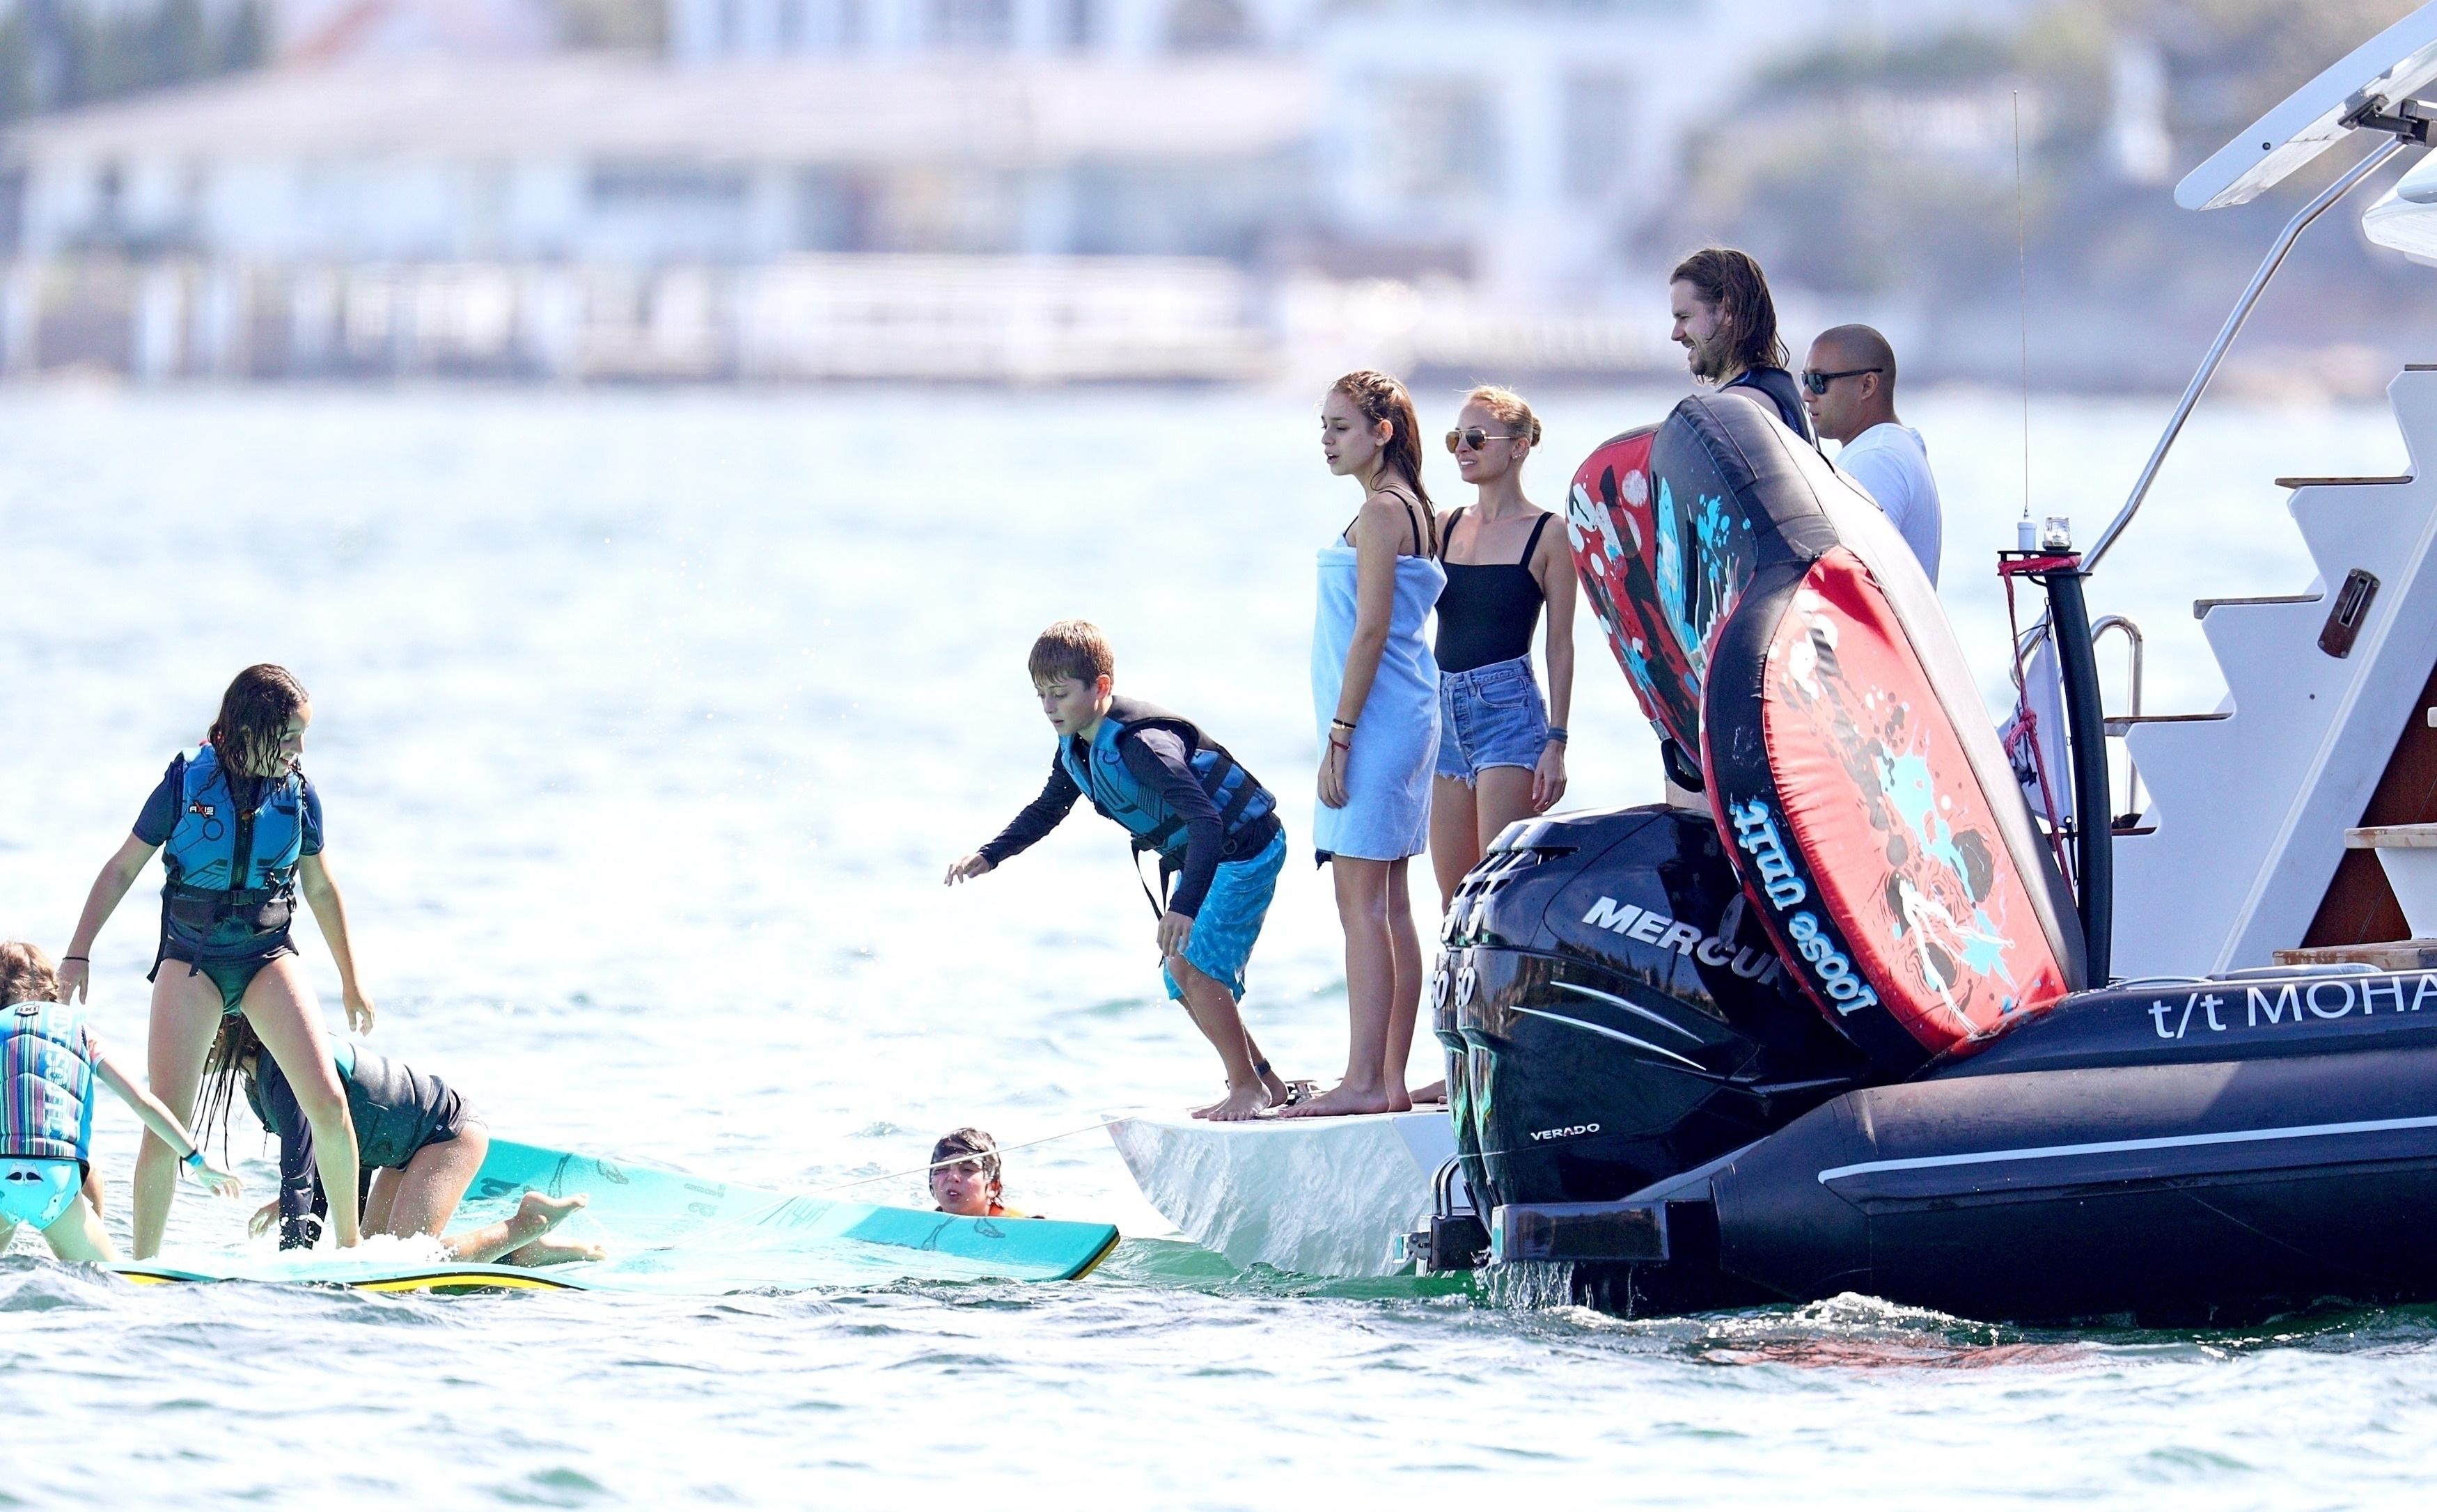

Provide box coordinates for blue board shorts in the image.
[1162,833,1287,1003]
[0,1158,84,1230]
[1435,655,1550,783]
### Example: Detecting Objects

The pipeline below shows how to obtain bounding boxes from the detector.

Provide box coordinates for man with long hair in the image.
[1669,247,1815,443]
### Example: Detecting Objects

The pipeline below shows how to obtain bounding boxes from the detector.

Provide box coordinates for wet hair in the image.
[0,941,59,1005]
[1813,323,1898,395]
[210,664,310,780]
[1027,620,1115,688]
[1671,247,1789,374]
[931,1127,1003,1188]
[1330,370,1436,544]
[1462,384,1542,450]
[193,1013,266,1165]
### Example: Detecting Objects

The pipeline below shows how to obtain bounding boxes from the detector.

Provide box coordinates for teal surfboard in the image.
[112,1138,1120,1293]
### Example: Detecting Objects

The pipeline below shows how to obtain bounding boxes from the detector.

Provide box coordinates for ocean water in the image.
[0,381,2426,1506]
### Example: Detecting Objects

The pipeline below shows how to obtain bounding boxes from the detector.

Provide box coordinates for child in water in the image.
[946,621,1301,1120]
[0,943,242,1261]
[929,1128,1024,1219]
[196,1016,600,1266]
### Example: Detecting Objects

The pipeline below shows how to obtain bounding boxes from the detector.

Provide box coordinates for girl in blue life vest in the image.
[58,664,375,1259]
[0,943,240,1261]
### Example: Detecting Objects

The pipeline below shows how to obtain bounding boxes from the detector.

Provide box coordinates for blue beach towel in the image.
[1310,542,1443,862]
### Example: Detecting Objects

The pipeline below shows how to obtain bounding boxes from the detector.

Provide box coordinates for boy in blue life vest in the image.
[0,943,240,1261]
[946,620,1301,1120]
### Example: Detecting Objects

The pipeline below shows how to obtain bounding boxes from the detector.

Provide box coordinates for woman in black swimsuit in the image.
[1427,385,1577,909]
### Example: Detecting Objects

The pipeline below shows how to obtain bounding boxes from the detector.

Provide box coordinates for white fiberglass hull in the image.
[1105,1110,1457,1278]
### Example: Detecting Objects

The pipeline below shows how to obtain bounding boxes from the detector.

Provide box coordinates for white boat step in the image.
[2346,824,2437,938]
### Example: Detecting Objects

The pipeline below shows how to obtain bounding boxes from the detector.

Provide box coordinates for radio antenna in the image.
[2014,88,2033,542]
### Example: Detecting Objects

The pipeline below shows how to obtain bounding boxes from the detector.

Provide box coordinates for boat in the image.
[1424,4,2437,1324]
[1105,1108,1455,1277]
[111,1138,1121,1293]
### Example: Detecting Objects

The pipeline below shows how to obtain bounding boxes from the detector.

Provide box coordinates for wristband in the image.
[1331,718,1356,731]
[1544,727,1569,743]
[182,1149,205,1172]
[62,956,87,963]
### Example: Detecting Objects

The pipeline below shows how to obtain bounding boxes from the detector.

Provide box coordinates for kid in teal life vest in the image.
[0,943,240,1262]
[946,621,1304,1120]
[59,663,375,1259]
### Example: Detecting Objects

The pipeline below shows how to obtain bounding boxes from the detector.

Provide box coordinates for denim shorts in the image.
[1435,655,1550,782]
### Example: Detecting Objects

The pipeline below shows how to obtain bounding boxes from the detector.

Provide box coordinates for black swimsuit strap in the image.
[1438,505,1466,559]
[1519,512,1551,565]
[1347,485,1430,556]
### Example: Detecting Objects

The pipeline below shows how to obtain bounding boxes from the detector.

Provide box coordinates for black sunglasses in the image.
[1445,427,1521,452]
[1799,367,1883,395]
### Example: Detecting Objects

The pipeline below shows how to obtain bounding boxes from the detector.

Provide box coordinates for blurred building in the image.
[0,0,2043,382]
[274,0,559,60]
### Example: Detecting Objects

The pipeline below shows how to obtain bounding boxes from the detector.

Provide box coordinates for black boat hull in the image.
[1448,806,2437,1323]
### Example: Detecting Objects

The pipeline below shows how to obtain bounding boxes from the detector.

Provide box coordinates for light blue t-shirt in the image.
[1837,423,1943,586]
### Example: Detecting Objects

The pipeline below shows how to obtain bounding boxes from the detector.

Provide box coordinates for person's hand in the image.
[343,986,375,1035]
[1157,910,1194,959]
[944,853,994,885]
[56,954,89,1004]
[248,1199,279,1238]
[1318,738,1350,809]
[187,1158,242,1199]
[1532,741,1569,814]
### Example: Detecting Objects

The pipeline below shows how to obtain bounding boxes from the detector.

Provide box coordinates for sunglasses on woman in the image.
[1799,367,1882,395]
[1445,427,1521,452]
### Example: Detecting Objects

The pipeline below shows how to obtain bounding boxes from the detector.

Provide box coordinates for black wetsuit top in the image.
[980,727,1230,917]
[1724,365,1815,444]
[1435,509,1552,675]
[247,1048,470,1249]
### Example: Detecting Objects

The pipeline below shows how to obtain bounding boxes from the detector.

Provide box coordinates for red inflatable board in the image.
[1566,422,1757,766]
[1569,391,2081,1074]
[1735,550,2074,1057]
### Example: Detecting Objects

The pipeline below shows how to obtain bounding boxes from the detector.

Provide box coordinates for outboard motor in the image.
[1436,805,1868,1225]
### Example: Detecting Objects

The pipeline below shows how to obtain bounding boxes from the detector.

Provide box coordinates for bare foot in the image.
[1411,1080,1447,1104]
[1197,1083,1274,1121]
[504,1234,606,1267]
[517,1191,588,1233]
[1276,1081,1398,1119]
[444,1191,596,1266]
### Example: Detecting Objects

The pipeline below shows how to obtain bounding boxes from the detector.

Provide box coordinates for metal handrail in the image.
[2086,134,2411,574]
[2090,614,2145,720]
[2091,615,2147,820]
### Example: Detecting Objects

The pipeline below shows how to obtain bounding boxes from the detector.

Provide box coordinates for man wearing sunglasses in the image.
[1800,323,1942,585]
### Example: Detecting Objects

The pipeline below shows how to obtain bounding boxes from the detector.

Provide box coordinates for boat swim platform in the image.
[1105,1109,1457,1279]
